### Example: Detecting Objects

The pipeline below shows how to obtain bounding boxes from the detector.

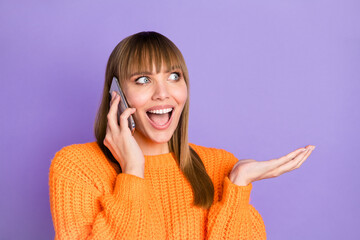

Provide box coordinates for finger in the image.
[283,147,308,161]
[273,147,314,175]
[107,93,121,131]
[110,91,117,106]
[268,147,308,169]
[119,108,136,132]
[291,145,312,164]
[295,146,314,168]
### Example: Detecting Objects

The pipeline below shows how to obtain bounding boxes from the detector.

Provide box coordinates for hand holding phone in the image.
[105,77,144,178]
[109,76,136,134]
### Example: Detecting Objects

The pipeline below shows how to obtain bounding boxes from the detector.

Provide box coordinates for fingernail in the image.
[312,146,316,150]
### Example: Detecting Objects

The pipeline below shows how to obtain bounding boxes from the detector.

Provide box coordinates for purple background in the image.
[1,0,359,239]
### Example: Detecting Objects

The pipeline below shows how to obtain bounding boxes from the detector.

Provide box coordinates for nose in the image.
[152,81,170,101]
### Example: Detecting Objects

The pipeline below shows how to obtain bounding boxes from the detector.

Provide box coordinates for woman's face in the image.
[122,64,188,148]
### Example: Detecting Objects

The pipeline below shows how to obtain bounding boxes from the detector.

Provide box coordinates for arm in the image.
[49,153,152,239]
[205,176,266,240]
[206,144,315,239]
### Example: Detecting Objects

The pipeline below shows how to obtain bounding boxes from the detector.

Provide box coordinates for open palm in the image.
[229,145,316,186]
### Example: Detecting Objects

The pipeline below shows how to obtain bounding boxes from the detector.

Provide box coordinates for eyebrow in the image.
[130,66,181,78]
[130,71,153,78]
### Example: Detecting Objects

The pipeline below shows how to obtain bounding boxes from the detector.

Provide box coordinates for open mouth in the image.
[146,108,174,127]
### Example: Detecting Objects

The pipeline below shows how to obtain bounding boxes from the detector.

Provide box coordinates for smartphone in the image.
[109,76,136,134]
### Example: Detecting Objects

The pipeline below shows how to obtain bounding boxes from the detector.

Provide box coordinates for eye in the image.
[169,72,180,81]
[135,76,150,84]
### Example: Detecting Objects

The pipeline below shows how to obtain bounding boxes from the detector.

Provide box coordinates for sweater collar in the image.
[144,152,178,168]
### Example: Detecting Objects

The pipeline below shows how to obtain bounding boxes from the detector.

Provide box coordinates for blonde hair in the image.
[94,31,214,209]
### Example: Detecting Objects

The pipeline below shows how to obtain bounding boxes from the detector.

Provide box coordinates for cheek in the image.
[126,93,148,126]
[126,92,149,109]
[173,85,188,106]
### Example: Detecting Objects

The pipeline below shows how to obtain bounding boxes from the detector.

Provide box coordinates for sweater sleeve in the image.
[49,148,152,240]
[205,149,266,240]
[206,177,266,239]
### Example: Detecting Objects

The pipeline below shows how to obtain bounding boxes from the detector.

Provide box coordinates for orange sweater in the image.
[49,142,266,239]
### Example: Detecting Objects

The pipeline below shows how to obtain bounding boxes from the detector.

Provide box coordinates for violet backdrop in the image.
[1,0,359,239]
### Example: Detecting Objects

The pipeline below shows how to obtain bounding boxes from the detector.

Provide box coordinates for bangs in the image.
[118,34,185,81]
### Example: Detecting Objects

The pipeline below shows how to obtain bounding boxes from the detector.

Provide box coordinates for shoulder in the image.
[49,142,117,189]
[50,142,102,169]
[189,143,238,164]
[189,142,239,172]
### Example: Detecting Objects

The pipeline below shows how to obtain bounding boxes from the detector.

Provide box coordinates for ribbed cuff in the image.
[221,176,252,208]
[112,173,148,206]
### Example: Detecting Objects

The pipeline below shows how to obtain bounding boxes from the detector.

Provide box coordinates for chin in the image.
[147,132,174,144]
[133,125,175,145]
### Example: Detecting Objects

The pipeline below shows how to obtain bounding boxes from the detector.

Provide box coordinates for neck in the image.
[133,131,170,156]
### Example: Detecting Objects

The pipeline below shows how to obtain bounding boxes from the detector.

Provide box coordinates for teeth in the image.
[148,108,173,114]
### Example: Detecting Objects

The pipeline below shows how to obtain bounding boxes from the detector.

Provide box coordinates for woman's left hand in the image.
[229,145,316,186]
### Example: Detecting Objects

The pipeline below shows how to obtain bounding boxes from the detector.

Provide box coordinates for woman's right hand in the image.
[103,91,145,178]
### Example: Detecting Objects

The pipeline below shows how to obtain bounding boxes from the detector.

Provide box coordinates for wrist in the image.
[123,165,144,179]
[229,173,250,186]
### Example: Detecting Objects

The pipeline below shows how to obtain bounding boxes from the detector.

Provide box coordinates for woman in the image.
[49,31,315,239]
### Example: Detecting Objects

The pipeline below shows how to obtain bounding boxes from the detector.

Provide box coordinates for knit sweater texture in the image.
[49,142,266,239]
